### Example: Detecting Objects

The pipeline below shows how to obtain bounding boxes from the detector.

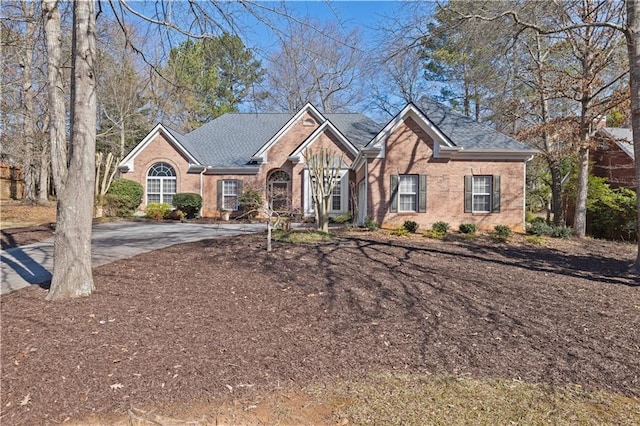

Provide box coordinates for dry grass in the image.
[272,228,336,244]
[0,201,56,229]
[68,374,640,425]
[325,374,640,425]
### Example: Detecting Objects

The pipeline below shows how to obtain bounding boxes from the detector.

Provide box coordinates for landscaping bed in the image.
[1,229,638,424]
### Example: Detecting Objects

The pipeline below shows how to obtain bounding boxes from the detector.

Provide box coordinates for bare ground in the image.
[1,229,639,425]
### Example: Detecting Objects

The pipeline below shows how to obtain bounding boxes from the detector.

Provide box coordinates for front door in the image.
[267,170,291,211]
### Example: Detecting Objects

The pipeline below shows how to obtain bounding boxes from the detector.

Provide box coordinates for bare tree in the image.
[626,0,640,272]
[370,40,430,117]
[46,0,97,300]
[262,21,369,113]
[450,0,640,271]
[1,1,49,203]
[94,151,119,218]
[95,24,151,158]
[42,0,68,194]
[557,0,628,237]
[304,148,344,233]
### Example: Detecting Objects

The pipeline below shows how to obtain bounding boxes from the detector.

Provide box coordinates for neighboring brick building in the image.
[119,98,536,231]
[0,163,24,200]
[592,127,636,190]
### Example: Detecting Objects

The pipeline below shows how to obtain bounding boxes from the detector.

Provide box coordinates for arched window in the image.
[267,170,291,211]
[147,162,177,205]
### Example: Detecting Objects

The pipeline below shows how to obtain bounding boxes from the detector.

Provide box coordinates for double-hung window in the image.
[472,176,492,213]
[223,180,239,210]
[331,177,342,211]
[218,179,242,211]
[398,175,418,212]
[464,175,501,213]
[390,174,427,213]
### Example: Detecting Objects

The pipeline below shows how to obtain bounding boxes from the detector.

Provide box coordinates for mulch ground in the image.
[1,230,639,424]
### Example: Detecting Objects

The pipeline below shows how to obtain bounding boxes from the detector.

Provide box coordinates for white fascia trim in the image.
[433,146,463,159]
[118,123,201,172]
[289,120,359,161]
[351,148,380,171]
[365,103,454,159]
[206,166,260,175]
[351,153,365,172]
[445,149,537,161]
[250,103,327,161]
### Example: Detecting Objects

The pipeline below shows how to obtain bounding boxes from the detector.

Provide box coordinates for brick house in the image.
[592,127,636,190]
[119,98,536,230]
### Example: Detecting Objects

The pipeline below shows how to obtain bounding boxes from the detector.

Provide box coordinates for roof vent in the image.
[303,118,316,126]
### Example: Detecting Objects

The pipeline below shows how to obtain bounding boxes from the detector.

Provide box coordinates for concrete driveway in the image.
[1,221,266,295]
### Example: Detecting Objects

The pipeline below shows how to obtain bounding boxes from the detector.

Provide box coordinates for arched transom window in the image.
[267,170,291,211]
[147,162,176,205]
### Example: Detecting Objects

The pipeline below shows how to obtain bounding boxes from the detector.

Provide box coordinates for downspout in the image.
[523,155,534,231]
[364,154,369,226]
[199,167,208,217]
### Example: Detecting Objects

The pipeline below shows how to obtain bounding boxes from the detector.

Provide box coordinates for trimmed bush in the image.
[526,220,553,236]
[403,220,419,233]
[103,194,134,218]
[172,193,202,219]
[551,226,573,239]
[238,187,264,220]
[105,179,143,217]
[146,202,171,220]
[364,216,378,231]
[526,222,573,239]
[459,223,478,234]
[424,229,446,240]
[493,225,512,239]
[391,227,410,236]
[165,209,186,221]
[432,221,450,234]
[529,216,547,225]
[331,211,353,224]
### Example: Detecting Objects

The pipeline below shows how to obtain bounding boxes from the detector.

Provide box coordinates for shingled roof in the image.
[175,112,380,167]
[598,127,634,160]
[416,97,532,151]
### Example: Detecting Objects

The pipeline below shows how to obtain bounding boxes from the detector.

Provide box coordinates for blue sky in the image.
[238,1,414,57]
[108,1,416,60]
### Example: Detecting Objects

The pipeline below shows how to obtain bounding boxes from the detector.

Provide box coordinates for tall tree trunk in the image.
[43,0,68,193]
[47,0,97,300]
[37,146,50,204]
[573,145,589,237]
[626,0,640,273]
[573,2,595,239]
[21,0,37,203]
[549,160,565,226]
[22,165,36,203]
[120,113,126,159]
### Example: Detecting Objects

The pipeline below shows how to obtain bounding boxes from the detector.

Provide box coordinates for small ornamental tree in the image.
[238,187,264,219]
[304,148,344,233]
[94,151,120,218]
